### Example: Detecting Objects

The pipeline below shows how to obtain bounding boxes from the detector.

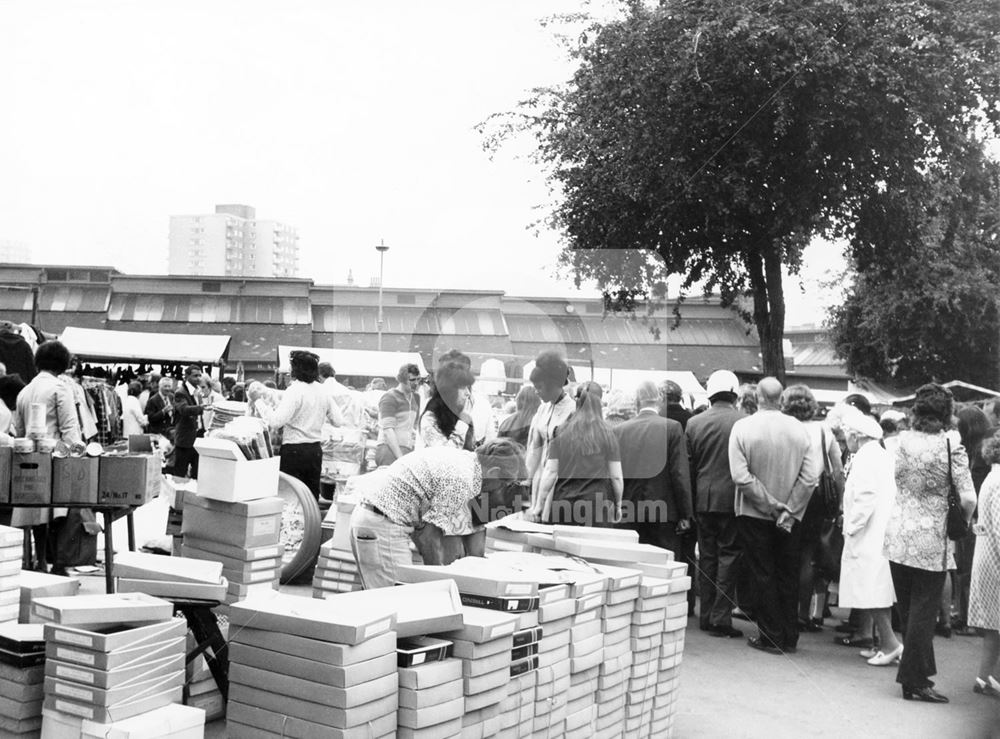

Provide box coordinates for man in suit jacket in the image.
[172,365,210,479]
[614,380,692,558]
[144,377,175,440]
[686,369,745,637]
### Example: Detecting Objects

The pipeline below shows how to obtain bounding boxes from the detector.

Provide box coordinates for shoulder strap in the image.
[947,437,953,488]
[820,427,830,473]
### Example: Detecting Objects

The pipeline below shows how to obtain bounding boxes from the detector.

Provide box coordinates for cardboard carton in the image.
[449,634,513,661]
[33,593,173,626]
[97,454,161,506]
[396,563,540,599]
[228,643,396,687]
[227,701,396,739]
[327,580,463,638]
[461,648,511,678]
[397,657,463,690]
[228,627,395,665]
[51,456,99,505]
[0,693,41,720]
[464,682,507,712]
[226,684,397,729]
[44,667,184,707]
[396,636,453,667]
[10,452,51,505]
[398,677,464,709]
[115,576,227,602]
[0,448,11,503]
[228,592,395,645]
[396,716,462,739]
[182,495,283,548]
[180,536,283,562]
[0,677,42,702]
[515,610,539,629]
[111,551,222,584]
[0,661,43,685]
[229,663,397,708]
[0,525,21,547]
[436,606,519,644]
[39,703,204,739]
[570,619,601,643]
[537,598,574,623]
[45,651,184,690]
[397,695,464,729]
[42,684,182,724]
[194,437,280,503]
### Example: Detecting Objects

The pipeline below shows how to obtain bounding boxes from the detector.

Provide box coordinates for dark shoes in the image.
[747,636,783,655]
[954,625,980,637]
[934,622,952,639]
[707,625,743,639]
[797,618,823,633]
[902,685,948,703]
[835,635,875,648]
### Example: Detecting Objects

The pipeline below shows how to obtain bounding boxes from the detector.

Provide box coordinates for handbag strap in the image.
[946,437,954,498]
[820,427,831,474]
[945,436,953,569]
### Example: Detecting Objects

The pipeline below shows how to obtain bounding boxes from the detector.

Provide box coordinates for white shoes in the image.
[867,644,903,666]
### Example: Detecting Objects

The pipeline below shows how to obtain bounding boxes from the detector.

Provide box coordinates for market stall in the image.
[59,326,231,369]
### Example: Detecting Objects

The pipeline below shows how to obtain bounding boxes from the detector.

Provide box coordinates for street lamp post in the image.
[376,239,389,351]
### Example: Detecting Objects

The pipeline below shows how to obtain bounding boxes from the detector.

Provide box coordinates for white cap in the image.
[706,370,739,399]
[840,406,883,440]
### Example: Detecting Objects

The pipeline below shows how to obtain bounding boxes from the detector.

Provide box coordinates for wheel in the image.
[275,472,322,584]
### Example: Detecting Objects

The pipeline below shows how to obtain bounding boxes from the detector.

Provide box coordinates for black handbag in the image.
[817,514,844,581]
[945,438,970,541]
[816,427,842,518]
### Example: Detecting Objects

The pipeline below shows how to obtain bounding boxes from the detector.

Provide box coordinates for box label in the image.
[366,618,392,639]
[252,517,277,537]
[55,682,92,700]
[55,699,93,718]
[56,647,95,665]
[53,630,93,647]
[55,665,93,683]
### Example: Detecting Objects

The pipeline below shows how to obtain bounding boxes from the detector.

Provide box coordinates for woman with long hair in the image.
[533,381,623,527]
[968,430,1000,697]
[953,405,992,636]
[419,362,476,451]
[498,384,541,448]
[885,383,976,703]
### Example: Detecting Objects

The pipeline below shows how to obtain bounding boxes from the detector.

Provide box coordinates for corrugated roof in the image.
[792,343,843,367]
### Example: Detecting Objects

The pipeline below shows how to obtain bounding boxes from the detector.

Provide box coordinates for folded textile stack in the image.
[396,657,464,739]
[226,593,399,738]
[0,525,22,624]
[34,594,188,729]
[312,540,362,597]
[112,551,227,602]
[436,607,520,739]
[0,623,45,736]
[182,495,284,607]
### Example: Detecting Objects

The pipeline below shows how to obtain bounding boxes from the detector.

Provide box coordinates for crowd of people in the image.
[667,373,992,705]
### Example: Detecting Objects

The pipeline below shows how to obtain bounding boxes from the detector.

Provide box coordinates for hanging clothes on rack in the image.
[82,377,122,445]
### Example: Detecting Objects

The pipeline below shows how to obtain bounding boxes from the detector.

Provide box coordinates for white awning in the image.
[59,326,231,365]
[277,345,428,378]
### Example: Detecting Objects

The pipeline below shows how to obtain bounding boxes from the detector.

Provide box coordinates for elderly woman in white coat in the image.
[838,407,904,666]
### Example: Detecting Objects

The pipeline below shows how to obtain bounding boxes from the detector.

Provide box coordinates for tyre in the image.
[276,471,322,584]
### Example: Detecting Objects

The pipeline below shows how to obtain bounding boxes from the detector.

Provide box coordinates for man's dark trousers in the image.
[698,512,741,630]
[737,515,803,650]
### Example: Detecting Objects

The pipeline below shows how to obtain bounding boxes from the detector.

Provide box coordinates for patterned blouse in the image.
[364,446,483,535]
[884,429,974,572]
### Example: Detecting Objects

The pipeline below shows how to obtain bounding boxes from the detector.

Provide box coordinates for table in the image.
[171,597,229,701]
[11,503,138,594]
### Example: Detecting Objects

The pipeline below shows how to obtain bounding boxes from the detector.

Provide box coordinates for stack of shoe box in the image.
[33,594,189,730]
[0,623,45,736]
[226,593,399,738]
[621,573,666,739]
[112,551,227,602]
[564,569,608,739]
[311,540,362,596]
[181,496,284,608]
[0,525,21,624]
[17,571,80,625]
[652,571,692,737]
[436,607,519,739]
[531,582,574,738]
[396,652,464,738]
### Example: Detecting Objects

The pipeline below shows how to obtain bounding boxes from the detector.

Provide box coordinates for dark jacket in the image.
[0,331,36,383]
[614,409,692,523]
[684,402,742,514]
[665,401,691,430]
[145,392,174,438]
[172,383,205,449]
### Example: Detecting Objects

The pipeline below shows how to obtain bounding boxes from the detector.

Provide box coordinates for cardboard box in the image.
[450,634,512,661]
[0,448,11,503]
[0,693,41,720]
[328,580,463,638]
[42,684,182,724]
[227,684,397,729]
[397,716,462,739]
[228,592,395,645]
[115,576,227,602]
[10,452,51,505]
[112,551,223,584]
[180,536,283,562]
[97,454,161,506]
[182,495,283,548]
[33,593,173,626]
[0,525,21,547]
[0,677,42,702]
[227,701,396,739]
[537,598,574,623]
[436,606,519,644]
[397,636,453,667]
[51,455,99,505]
[398,677,464,709]
[0,661,43,685]
[398,694,464,729]
[194,437,280,503]
[229,627,395,665]
[570,619,601,643]
[221,563,280,584]
[461,649,511,679]
[398,657,463,690]
[45,667,184,707]
[44,616,185,657]
[229,663,396,708]
[464,682,507,712]
[229,643,396,687]
[396,563,540,599]
[46,651,184,690]
[575,591,605,614]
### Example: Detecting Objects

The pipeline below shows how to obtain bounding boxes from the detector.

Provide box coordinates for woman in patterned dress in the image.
[884,384,977,703]
[969,431,1000,697]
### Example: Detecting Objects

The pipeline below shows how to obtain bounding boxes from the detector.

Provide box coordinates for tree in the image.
[485,0,1000,379]
[829,149,1000,388]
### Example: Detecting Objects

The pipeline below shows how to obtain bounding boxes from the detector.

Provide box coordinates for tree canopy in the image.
[488,0,1000,378]
[829,148,1000,388]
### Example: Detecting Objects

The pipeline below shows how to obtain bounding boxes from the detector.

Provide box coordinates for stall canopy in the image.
[891,379,1000,407]
[277,346,427,378]
[59,326,231,365]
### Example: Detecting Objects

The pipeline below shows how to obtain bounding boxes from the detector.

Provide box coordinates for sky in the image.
[0,0,621,298]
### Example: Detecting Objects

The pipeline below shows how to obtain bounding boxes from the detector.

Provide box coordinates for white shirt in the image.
[270,380,344,445]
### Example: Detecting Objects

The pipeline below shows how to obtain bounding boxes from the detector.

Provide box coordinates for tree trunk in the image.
[745,249,787,383]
